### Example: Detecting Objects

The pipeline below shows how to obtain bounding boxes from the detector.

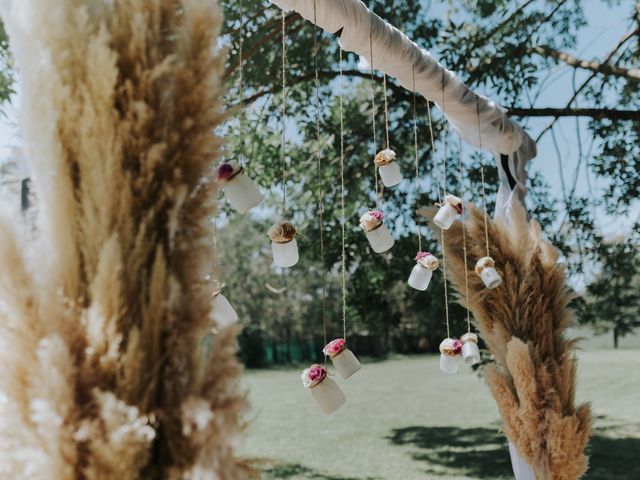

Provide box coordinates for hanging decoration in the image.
[408,66,440,291]
[360,209,394,253]
[324,45,362,380]
[361,32,394,253]
[269,10,300,268]
[433,76,461,374]
[301,364,346,414]
[302,1,347,413]
[268,222,299,268]
[218,5,262,214]
[216,162,263,214]
[433,193,463,230]
[475,99,503,290]
[374,74,402,187]
[456,136,480,365]
[211,213,238,329]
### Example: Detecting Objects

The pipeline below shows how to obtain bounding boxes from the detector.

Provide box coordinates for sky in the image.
[0,0,636,240]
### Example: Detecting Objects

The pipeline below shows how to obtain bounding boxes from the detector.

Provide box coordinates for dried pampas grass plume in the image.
[0,0,249,477]
[428,202,591,480]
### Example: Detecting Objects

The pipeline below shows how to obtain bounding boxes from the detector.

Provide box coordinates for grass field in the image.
[240,348,640,479]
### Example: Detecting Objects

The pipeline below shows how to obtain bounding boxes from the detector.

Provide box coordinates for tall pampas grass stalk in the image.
[427,202,591,480]
[0,0,248,477]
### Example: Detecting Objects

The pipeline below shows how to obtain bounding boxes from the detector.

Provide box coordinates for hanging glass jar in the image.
[475,256,502,289]
[323,338,361,379]
[301,364,346,415]
[267,221,299,268]
[460,332,481,365]
[433,194,463,230]
[374,149,402,187]
[360,209,394,253]
[217,162,263,214]
[408,251,439,291]
[439,337,462,374]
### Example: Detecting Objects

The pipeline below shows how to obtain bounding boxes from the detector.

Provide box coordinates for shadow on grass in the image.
[388,425,640,480]
[585,434,640,479]
[261,462,379,480]
[388,426,513,479]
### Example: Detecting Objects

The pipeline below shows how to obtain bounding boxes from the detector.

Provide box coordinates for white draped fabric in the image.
[269,0,537,220]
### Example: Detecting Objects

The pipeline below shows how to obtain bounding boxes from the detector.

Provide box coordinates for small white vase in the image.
[331,348,361,379]
[222,172,263,214]
[271,238,299,268]
[508,441,536,480]
[439,353,459,374]
[311,376,346,415]
[462,341,480,365]
[378,162,402,187]
[365,224,394,253]
[408,263,433,291]
[480,266,502,289]
[433,203,457,230]
[211,293,238,328]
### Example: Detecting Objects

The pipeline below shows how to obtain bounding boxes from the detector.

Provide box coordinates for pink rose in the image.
[323,338,346,357]
[369,209,384,221]
[452,340,463,355]
[414,251,432,261]
[217,163,235,180]
[301,364,327,388]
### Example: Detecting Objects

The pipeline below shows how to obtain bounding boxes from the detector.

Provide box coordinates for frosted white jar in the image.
[408,263,433,291]
[480,266,502,289]
[331,348,361,379]
[366,224,394,253]
[439,353,460,374]
[461,333,481,365]
[272,238,299,268]
[211,293,238,328]
[378,162,402,187]
[311,376,346,415]
[433,203,457,230]
[221,172,263,214]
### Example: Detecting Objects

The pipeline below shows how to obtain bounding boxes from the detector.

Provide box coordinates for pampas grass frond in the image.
[435,203,591,480]
[0,0,248,477]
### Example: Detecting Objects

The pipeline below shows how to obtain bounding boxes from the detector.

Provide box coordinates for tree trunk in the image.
[613,326,620,349]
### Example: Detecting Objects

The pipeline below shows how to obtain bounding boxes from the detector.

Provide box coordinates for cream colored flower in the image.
[267,222,297,243]
[374,148,396,166]
[475,256,495,276]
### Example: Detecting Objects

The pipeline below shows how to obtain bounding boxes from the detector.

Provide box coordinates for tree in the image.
[577,226,640,347]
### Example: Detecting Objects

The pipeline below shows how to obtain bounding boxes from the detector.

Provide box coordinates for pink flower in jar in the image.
[217,163,235,181]
[323,338,346,358]
[301,364,327,388]
[452,339,463,355]
[369,209,384,222]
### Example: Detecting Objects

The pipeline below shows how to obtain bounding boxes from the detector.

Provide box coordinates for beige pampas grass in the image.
[0,0,248,477]
[436,203,591,480]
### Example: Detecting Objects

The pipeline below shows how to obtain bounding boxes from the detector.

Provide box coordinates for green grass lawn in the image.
[240,349,640,479]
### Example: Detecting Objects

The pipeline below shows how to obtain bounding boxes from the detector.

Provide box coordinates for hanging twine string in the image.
[339,46,347,341]
[383,73,390,150]
[426,101,442,203]
[281,11,287,215]
[476,98,491,258]
[440,72,451,338]
[457,135,471,332]
[313,0,328,353]
[369,32,379,209]
[480,166,491,258]
[411,66,422,252]
[238,0,245,166]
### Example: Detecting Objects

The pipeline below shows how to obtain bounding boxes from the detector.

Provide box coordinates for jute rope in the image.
[369,32,380,209]
[281,11,287,215]
[476,98,491,258]
[412,66,422,252]
[457,135,472,332]
[339,46,347,341]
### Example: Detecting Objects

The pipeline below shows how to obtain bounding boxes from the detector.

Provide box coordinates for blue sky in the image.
[0,0,636,239]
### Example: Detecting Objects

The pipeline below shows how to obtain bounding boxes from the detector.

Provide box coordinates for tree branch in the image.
[534,45,640,81]
[509,107,640,120]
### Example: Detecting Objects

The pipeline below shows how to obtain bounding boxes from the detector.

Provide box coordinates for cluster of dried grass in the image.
[0,0,248,477]
[440,203,592,479]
